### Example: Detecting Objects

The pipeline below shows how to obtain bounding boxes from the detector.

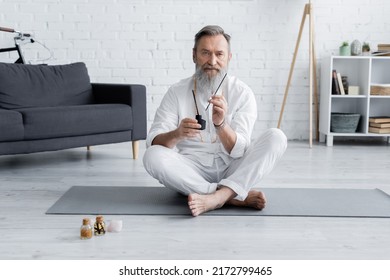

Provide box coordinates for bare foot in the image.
[188,187,235,217]
[227,190,267,210]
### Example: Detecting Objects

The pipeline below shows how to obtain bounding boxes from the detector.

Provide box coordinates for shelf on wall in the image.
[319,55,390,146]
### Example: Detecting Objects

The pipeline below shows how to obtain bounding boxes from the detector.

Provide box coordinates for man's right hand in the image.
[152,118,201,148]
[175,118,201,140]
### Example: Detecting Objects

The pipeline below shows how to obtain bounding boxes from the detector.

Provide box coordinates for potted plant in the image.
[339,41,351,56]
[362,42,371,55]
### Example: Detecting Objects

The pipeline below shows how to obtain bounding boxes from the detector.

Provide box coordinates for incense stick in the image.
[205,72,227,111]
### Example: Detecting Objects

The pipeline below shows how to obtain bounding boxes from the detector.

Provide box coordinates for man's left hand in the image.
[209,95,227,126]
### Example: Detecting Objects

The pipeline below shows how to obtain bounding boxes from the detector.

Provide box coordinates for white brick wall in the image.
[1,0,389,140]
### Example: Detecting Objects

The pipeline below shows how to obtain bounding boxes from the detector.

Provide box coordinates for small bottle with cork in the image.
[80,218,93,240]
[94,215,106,236]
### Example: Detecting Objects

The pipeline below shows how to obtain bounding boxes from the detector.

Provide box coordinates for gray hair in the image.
[193,25,231,51]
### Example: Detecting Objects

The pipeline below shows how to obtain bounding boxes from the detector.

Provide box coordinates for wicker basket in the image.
[331,113,361,133]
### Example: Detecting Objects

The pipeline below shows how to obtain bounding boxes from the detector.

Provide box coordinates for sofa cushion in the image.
[17,104,133,140]
[0,109,24,141]
[0,62,93,109]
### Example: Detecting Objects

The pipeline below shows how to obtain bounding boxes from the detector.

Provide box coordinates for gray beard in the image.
[194,66,227,94]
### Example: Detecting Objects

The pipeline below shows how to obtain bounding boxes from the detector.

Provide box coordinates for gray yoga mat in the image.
[46,186,390,217]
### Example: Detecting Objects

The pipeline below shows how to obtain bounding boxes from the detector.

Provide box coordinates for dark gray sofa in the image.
[0,62,146,159]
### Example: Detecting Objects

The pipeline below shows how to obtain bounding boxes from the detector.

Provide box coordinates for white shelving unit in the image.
[320,56,390,146]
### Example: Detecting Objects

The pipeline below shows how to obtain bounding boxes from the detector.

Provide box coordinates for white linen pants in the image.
[143,128,287,201]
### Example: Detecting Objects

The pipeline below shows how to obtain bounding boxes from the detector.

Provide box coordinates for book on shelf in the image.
[331,70,340,95]
[369,116,390,123]
[368,126,390,134]
[370,83,390,96]
[378,44,390,51]
[336,72,345,95]
[369,122,390,128]
[371,51,390,56]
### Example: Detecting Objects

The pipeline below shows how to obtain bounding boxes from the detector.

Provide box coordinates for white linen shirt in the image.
[146,75,257,167]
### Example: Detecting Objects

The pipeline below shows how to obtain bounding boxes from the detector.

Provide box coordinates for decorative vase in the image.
[339,46,351,56]
[351,40,362,56]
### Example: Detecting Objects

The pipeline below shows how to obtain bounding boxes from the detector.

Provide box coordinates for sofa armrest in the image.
[91,83,147,141]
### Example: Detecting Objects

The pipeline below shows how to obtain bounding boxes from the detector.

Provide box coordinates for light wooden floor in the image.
[1,140,389,260]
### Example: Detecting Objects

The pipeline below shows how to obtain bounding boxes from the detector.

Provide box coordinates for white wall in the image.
[1,0,389,140]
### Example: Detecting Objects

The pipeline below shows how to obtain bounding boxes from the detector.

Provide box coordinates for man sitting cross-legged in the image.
[143,25,287,216]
